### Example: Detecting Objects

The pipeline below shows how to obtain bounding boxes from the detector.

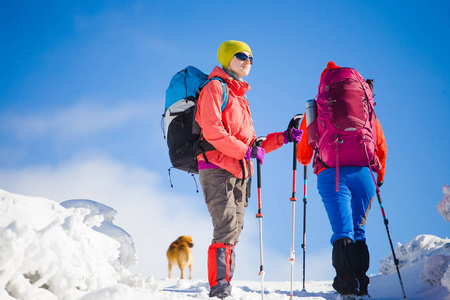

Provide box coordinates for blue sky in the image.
[1,0,449,284]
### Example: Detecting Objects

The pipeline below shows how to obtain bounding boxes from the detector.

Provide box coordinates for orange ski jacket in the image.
[195,66,285,179]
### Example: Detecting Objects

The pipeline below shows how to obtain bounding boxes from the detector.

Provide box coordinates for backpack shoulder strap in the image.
[209,77,229,112]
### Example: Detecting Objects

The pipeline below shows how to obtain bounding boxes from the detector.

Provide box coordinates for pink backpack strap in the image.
[335,140,339,192]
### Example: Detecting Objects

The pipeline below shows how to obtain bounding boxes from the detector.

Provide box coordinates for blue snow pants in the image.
[317,167,376,245]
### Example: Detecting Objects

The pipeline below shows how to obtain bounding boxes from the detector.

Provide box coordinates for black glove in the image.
[377,180,384,188]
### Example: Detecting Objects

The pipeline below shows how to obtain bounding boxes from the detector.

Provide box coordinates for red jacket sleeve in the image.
[260,132,285,154]
[375,118,387,183]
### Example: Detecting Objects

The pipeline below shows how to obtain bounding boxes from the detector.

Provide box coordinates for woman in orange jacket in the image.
[296,62,387,299]
[196,40,302,299]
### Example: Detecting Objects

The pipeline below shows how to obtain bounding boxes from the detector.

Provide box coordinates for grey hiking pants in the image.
[199,168,248,245]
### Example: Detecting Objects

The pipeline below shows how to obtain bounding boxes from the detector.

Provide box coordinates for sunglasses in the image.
[235,52,254,64]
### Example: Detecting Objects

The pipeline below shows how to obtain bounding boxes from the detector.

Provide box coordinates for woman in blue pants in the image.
[296,62,387,299]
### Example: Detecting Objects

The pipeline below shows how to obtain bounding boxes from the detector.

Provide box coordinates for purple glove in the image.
[283,128,303,144]
[246,146,265,165]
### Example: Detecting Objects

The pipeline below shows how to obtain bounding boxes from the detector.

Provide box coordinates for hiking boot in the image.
[209,284,231,299]
[355,240,370,296]
[208,243,234,299]
[332,238,358,295]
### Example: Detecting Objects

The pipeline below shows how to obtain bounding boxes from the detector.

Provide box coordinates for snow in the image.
[60,199,137,269]
[1,187,449,300]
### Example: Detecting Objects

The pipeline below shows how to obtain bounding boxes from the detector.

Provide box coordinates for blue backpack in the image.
[163,66,228,174]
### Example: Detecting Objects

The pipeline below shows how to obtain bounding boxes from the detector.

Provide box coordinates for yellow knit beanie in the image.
[217,40,253,69]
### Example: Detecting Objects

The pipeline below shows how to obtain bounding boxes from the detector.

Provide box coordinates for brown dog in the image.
[166,235,194,279]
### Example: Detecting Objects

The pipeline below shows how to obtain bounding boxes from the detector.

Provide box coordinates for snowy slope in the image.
[0,188,448,300]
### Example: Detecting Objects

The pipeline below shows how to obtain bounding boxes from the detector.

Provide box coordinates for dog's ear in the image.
[186,236,193,247]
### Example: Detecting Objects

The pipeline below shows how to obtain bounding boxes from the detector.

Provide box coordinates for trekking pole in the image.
[288,114,303,299]
[255,136,267,300]
[301,164,307,292]
[376,191,407,299]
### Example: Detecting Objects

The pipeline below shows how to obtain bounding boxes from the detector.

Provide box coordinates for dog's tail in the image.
[177,244,190,264]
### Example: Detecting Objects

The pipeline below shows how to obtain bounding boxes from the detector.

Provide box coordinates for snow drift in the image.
[0,188,449,299]
[0,189,151,299]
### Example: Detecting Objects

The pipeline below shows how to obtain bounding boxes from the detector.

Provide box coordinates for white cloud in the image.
[1,100,155,140]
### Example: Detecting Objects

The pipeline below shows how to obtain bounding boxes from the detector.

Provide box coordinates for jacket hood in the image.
[209,66,232,80]
[209,66,250,96]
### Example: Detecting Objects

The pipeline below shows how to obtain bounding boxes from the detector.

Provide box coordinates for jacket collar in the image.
[224,69,243,81]
[209,66,250,96]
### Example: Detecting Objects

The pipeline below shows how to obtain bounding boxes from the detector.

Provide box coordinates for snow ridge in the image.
[1,188,449,299]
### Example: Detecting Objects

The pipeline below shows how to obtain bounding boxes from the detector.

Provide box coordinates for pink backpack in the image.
[307,67,381,188]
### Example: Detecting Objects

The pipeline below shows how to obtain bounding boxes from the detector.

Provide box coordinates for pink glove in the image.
[283,128,303,144]
[246,146,265,165]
